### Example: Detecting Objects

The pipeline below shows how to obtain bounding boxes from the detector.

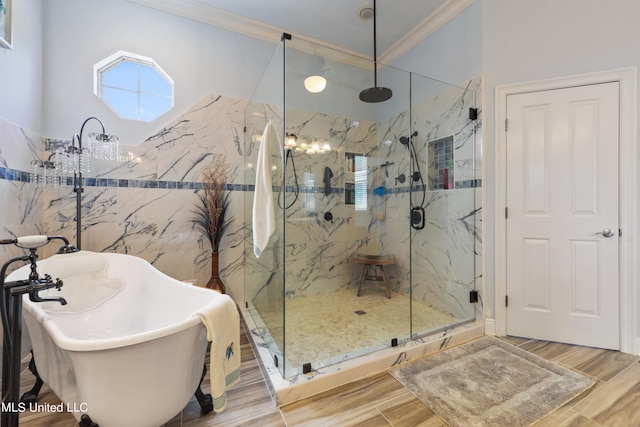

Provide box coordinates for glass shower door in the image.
[244,41,286,377]
[244,34,478,380]
[409,73,477,337]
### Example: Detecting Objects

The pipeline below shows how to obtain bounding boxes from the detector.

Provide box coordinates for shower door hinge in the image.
[505,118,509,131]
[469,108,478,121]
[505,207,508,219]
[505,295,509,307]
[469,290,479,303]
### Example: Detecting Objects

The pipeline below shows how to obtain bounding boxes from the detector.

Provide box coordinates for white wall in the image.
[392,0,482,85]
[482,0,640,332]
[42,0,278,145]
[41,0,485,146]
[0,0,43,133]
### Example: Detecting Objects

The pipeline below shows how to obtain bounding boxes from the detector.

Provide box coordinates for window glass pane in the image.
[354,155,368,211]
[103,87,138,120]
[140,65,172,97]
[95,52,173,122]
[103,61,138,91]
[140,94,172,122]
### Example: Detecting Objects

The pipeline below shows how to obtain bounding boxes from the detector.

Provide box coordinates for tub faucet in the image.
[0,235,73,427]
[24,274,67,306]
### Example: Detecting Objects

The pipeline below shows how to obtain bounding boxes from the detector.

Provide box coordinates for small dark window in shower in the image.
[345,152,367,209]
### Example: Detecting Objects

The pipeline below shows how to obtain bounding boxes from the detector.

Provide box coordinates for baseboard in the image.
[484,317,496,336]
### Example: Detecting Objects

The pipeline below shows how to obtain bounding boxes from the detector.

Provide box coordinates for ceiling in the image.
[126,0,475,64]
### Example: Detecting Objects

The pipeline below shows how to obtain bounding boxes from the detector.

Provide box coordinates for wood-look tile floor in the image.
[14,327,640,426]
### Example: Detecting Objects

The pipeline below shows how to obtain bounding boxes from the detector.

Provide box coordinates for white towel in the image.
[194,294,240,413]
[252,121,280,257]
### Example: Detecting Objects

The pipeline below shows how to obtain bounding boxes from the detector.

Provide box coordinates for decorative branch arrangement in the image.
[193,155,231,292]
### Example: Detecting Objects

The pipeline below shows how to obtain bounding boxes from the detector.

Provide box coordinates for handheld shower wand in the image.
[400,131,426,230]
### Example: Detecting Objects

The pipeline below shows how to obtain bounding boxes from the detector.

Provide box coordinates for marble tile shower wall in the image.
[0,95,249,304]
[243,106,382,305]
[0,119,42,263]
[377,77,482,321]
[0,76,482,323]
[245,77,482,324]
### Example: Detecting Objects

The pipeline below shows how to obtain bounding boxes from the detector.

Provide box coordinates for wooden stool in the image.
[353,254,395,299]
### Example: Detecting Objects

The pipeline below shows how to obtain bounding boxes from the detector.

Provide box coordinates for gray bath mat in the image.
[390,336,594,427]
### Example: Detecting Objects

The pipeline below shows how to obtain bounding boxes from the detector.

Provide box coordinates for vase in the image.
[205,251,226,294]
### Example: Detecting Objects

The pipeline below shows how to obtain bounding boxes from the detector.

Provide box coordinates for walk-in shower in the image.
[244,34,478,380]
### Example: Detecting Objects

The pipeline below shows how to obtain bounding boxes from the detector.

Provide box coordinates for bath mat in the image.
[390,336,594,427]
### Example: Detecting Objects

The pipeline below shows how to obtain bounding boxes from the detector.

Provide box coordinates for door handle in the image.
[596,228,615,238]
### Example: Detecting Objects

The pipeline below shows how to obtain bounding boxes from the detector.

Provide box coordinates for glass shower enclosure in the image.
[244,34,477,378]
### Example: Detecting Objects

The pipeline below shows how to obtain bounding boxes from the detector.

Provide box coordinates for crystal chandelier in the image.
[30,117,119,249]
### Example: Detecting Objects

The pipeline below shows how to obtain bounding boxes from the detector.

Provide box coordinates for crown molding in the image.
[125,0,284,43]
[125,0,371,65]
[378,0,476,65]
[126,0,475,66]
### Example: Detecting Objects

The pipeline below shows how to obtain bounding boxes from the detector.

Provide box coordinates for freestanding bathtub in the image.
[7,250,236,427]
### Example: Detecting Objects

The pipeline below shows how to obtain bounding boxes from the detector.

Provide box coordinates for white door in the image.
[505,82,619,350]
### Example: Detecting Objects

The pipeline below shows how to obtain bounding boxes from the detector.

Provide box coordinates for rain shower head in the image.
[360,86,392,103]
[359,0,392,103]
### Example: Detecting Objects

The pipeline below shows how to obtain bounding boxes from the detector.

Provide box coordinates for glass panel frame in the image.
[245,35,477,379]
[244,40,286,377]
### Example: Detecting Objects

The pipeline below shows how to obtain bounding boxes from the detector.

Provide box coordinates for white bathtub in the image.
[7,250,233,427]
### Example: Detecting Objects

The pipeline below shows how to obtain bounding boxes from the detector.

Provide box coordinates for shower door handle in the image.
[595,228,615,238]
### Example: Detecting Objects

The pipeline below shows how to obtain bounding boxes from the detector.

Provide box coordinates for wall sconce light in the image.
[119,152,142,165]
[285,133,298,150]
[304,75,327,93]
[305,141,331,154]
[285,134,330,154]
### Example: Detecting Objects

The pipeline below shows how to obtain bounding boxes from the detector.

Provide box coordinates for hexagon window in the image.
[94,51,174,122]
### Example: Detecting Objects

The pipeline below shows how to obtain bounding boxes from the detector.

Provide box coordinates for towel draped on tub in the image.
[194,293,241,412]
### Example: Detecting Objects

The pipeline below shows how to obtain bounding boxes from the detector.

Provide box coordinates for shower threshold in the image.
[241,300,483,406]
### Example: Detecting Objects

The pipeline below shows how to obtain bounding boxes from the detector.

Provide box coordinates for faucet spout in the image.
[27,277,67,305]
[28,292,67,306]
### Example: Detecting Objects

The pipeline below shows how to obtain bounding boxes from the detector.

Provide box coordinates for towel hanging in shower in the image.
[323,166,333,196]
[253,121,280,258]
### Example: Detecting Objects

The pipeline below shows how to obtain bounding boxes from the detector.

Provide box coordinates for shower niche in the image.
[428,135,455,190]
[244,34,478,380]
